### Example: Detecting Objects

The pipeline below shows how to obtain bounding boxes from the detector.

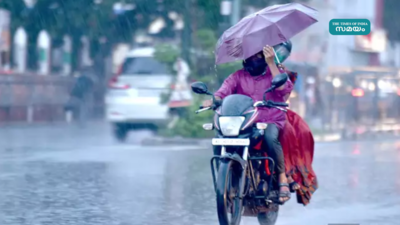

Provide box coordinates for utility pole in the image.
[231,0,241,25]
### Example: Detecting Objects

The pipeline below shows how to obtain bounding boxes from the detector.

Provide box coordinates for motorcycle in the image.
[191,73,290,225]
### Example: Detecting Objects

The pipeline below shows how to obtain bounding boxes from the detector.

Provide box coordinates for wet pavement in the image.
[0,123,400,225]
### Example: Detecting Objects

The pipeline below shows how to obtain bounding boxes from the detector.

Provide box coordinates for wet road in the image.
[0,123,400,225]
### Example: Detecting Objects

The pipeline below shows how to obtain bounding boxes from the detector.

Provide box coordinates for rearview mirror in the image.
[271,73,288,88]
[191,82,210,95]
[263,73,289,101]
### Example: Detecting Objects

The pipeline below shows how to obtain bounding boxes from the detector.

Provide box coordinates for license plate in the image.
[212,138,250,146]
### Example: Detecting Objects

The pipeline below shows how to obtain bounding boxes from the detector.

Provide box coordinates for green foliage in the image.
[195,0,221,31]
[154,44,180,67]
[0,0,309,48]
[215,62,242,86]
[1,0,141,69]
[154,43,180,104]
[161,97,215,138]
[196,28,218,50]
[154,27,243,138]
[0,0,305,70]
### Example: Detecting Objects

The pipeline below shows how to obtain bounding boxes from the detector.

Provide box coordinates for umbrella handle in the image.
[272,48,281,64]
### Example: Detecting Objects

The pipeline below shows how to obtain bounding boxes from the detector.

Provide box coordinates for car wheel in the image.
[113,123,129,142]
[135,124,159,134]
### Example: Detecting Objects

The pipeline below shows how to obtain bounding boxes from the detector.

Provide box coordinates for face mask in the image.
[243,52,267,76]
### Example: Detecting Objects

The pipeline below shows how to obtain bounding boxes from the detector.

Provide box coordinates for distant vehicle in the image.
[105,47,172,142]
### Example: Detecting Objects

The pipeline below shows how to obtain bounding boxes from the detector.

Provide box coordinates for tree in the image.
[1,0,166,69]
[0,0,157,42]
[0,0,305,59]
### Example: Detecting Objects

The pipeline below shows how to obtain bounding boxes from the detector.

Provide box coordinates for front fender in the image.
[219,152,247,169]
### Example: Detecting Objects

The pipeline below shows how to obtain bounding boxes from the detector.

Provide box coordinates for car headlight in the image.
[219,116,245,136]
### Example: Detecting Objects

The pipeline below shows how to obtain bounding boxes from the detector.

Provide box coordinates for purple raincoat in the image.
[214,67,293,130]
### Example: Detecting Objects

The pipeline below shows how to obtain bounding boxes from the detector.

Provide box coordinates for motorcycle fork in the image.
[238,147,249,199]
[210,147,223,193]
[210,147,252,199]
[210,146,227,193]
[210,146,276,199]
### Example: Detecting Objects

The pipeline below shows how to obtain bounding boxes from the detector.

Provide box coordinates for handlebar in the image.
[195,100,288,114]
[195,100,222,114]
[254,100,288,108]
[196,106,211,114]
[269,101,289,107]
[253,100,288,112]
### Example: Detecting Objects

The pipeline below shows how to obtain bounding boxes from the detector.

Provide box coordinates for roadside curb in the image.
[141,133,343,147]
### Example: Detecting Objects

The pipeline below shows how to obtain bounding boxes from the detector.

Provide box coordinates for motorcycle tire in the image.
[216,159,243,225]
[257,207,279,225]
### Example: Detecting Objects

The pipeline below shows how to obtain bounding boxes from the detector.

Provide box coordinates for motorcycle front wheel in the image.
[216,159,243,225]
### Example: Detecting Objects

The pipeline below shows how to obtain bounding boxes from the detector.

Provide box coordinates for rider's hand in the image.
[263,45,275,65]
[202,99,213,108]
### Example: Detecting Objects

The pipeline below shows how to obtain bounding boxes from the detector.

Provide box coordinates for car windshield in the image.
[121,57,169,75]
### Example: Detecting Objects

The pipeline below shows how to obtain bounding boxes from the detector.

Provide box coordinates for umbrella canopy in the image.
[215,3,318,65]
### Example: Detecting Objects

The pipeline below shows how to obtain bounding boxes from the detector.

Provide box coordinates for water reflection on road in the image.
[0,125,399,225]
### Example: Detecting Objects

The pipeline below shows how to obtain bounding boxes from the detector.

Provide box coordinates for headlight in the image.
[219,116,245,136]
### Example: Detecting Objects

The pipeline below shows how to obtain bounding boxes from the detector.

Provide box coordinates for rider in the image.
[203,41,293,203]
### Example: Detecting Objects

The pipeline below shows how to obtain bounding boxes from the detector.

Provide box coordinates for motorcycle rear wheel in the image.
[257,208,279,225]
[216,160,243,225]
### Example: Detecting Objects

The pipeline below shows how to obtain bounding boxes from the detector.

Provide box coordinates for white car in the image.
[105,47,173,141]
